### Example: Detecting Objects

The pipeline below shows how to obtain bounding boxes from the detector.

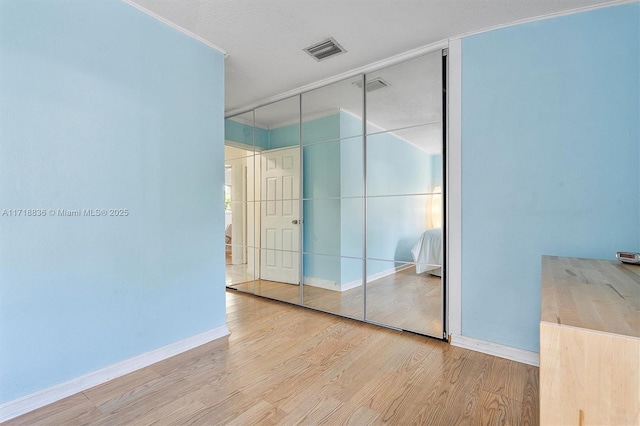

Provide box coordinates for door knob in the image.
[292,220,299,224]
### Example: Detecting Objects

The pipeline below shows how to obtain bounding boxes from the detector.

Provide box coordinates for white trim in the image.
[260,145,300,153]
[303,276,339,291]
[224,140,264,153]
[306,263,416,292]
[302,109,340,124]
[446,39,462,338]
[0,325,230,423]
[451,334,540,367]
[343,263,415,291]
[121,0,228,56]
[366,263,414,283]
[267,109,337,130]
[226,114,267,129]
[225,40,449,117]
[386,122,441,154]
[338,108,363,123]
[340,278,363,292]
[448,0,635,41]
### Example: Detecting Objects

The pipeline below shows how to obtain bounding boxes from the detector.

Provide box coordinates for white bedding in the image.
[411,228,442,276]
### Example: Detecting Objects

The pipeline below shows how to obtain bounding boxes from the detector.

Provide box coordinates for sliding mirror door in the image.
[224,50,446,339]
[253,96,302,304]
[364,51,444,337]
[300,76,364,319]
[224,110,258,294]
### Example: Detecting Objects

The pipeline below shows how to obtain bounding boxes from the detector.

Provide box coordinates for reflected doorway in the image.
[224,145,253,287]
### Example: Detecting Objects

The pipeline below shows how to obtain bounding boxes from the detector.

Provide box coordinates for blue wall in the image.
[301,114,342,283]
[269,123,299,149]
[367,132,432,196]
[461,3,639,352]
[303,141,342,283]
[303,114,340,145]
[339,113,365,284]
[0,0,225,403]
[339,113,364,199]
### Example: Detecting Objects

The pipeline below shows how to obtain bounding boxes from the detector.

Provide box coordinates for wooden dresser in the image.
[540,256,640,425]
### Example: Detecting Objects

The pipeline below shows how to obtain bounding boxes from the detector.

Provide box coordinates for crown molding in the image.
[449,0,637,41]
[122,0,228,57]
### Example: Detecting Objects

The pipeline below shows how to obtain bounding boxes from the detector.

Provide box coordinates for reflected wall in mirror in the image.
[366,126,442,197]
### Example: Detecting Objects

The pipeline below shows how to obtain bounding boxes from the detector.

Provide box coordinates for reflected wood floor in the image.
[229,266,443,337]
[5,291,539,425]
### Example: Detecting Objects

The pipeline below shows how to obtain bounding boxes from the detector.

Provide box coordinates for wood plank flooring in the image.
[228,266,443,337]
[4,291,538,425]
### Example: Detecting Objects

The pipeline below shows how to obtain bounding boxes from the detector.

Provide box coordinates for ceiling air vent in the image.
[303,37,346,61]
[353,78,389,92]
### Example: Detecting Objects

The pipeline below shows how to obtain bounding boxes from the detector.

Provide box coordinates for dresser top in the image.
[541,256,640,338]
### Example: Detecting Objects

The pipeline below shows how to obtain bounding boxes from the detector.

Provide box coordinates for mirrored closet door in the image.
[300,75,364,320]
[224,110,258,294]
[252,95,301,304]
[364,52,444,337]
[224,49,446,339]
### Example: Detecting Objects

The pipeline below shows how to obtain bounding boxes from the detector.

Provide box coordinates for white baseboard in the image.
[340,278,362,292]
[303,276,339,291]
[340,263,415,292]
[0,325,230,423]
[367,263,414,282]
[450,334,539,367]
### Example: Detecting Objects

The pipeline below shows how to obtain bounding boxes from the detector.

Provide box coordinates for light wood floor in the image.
[228,266,443,337]
[4,291,539,425]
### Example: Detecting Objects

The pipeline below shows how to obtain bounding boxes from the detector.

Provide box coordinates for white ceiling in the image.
[127,0,623,153]
[127,0,621,115]
[241,51,446,154]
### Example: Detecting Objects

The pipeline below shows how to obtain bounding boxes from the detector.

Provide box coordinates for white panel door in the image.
[260,146,300,284]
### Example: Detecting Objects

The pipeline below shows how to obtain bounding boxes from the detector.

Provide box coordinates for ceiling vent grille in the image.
[353,78,389,92]
[303,37,346,61]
